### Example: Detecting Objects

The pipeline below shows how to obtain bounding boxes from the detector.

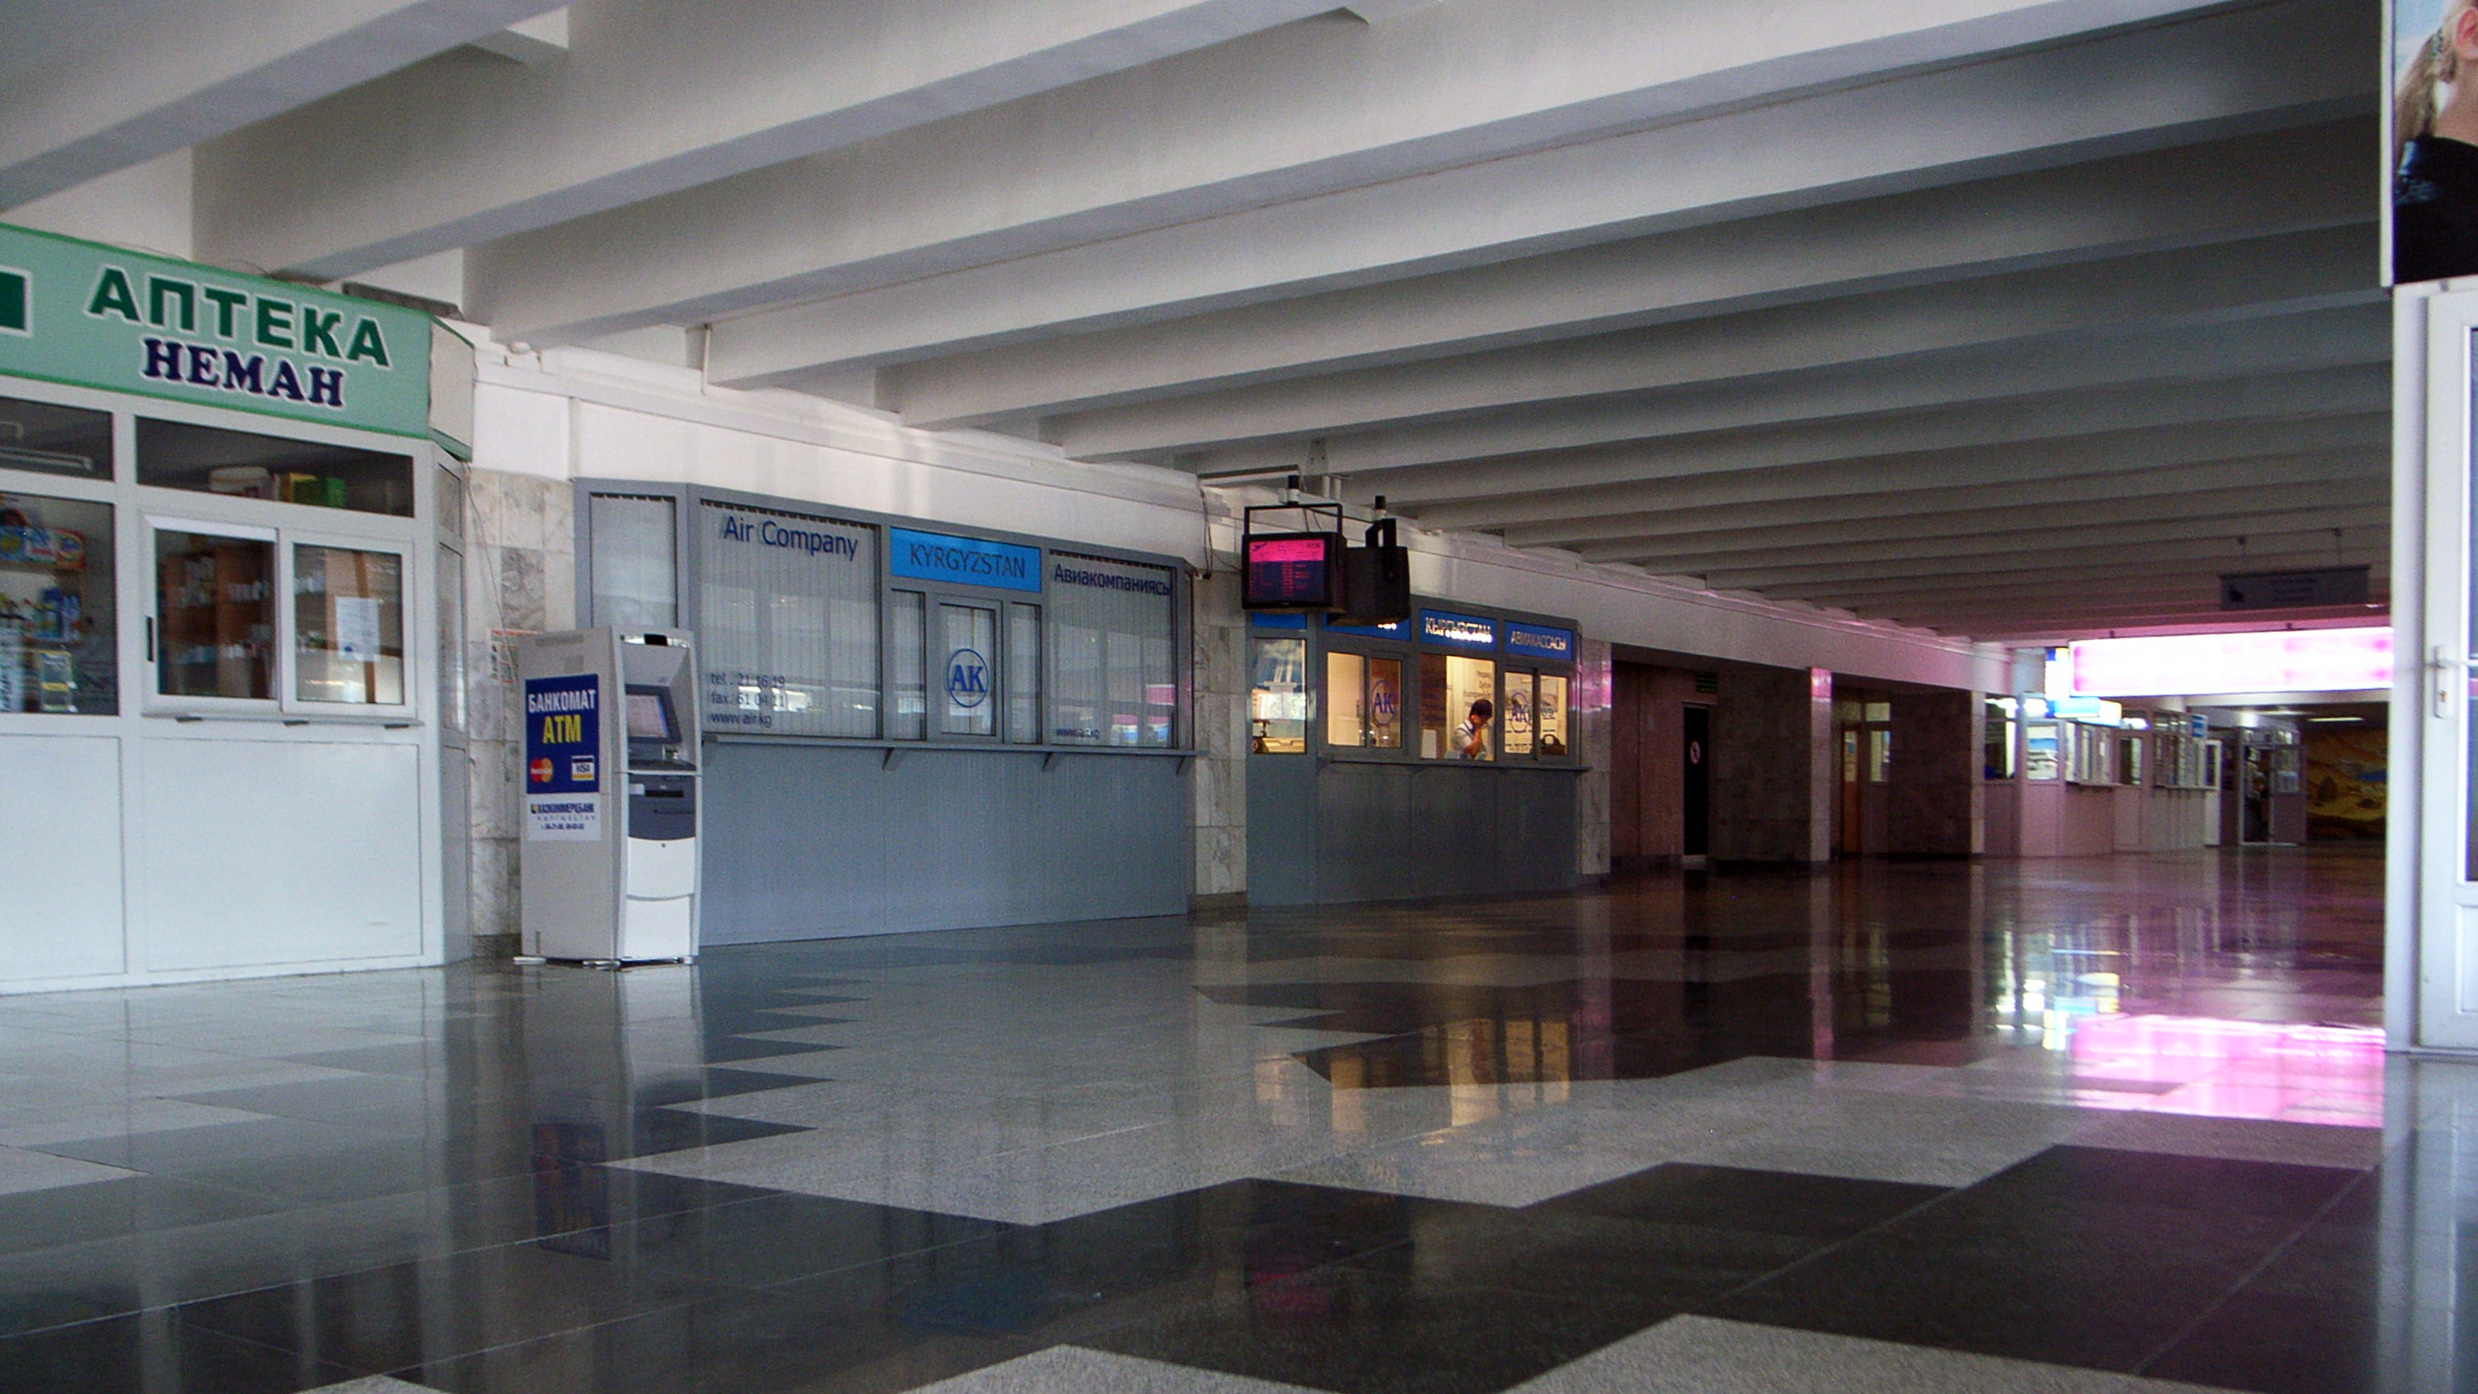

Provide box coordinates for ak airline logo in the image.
[529,756,555,786]
[0,267,27,336]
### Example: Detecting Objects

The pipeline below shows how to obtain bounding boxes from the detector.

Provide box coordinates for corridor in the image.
[0,848,2450,1394]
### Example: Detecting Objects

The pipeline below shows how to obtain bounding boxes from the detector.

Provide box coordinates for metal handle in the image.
[2432,646,2478,717]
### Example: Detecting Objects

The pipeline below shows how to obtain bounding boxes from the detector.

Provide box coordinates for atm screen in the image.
[625,684,680,742]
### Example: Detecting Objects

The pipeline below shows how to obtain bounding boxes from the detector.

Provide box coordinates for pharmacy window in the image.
[0,490,115,713]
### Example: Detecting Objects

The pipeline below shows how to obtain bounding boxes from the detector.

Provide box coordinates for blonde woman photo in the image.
[2398,0,2478,282]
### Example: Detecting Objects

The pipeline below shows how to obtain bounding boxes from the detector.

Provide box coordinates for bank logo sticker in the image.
[946,648,990,709]
[0,267,25,337]
[1370,675,1400,733]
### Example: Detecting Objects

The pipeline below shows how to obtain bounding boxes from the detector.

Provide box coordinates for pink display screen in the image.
[1245,534,1333,608]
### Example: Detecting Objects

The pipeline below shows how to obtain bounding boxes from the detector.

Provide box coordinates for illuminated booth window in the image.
[1325,650,1404,750]
[1252,637,1308,753]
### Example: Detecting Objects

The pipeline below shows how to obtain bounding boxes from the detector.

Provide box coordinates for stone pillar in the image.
[462,468,577,951]
[1573,637,1614,879]
[1890,688,1984,856]
[1189,560,1249,909]
[1710,664,1833,863]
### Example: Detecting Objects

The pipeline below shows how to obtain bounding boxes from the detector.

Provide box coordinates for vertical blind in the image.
[696,501,878,738]
[1048,550,1176,747]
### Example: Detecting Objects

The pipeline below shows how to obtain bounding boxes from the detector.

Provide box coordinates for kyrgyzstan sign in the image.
[0,222,430,440]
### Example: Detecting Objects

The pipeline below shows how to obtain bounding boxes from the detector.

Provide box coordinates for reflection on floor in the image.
[0,846,2459,1393]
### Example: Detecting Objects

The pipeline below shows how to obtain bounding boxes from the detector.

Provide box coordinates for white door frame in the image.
[2405,285,2478,1049]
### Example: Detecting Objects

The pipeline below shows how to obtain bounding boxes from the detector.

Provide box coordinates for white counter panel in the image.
[0,734,125,982]
[139,737,424,972]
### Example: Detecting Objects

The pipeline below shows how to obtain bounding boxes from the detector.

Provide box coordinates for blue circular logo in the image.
[946,648,990,709]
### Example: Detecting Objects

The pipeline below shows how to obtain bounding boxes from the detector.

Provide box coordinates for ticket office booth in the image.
[576,482,1193,940]
[1247,601,1582,905]
[0,222,454,990]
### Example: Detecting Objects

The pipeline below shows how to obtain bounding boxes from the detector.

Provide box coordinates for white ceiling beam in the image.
[1902,597,2388,636]
[1044,227,2373,458]
[1582,499,2391,575]
[1180,305,2387,478]
[482,0,2345,345]
[1702,527,2384,590]
[0,0,566,210]
[1373,365,2387,510]
[1429,412,2384,535]
[1494,448,2381,550]
[193,0,1338,280]
[1770,538,2390,602]
[865,122,2369,423]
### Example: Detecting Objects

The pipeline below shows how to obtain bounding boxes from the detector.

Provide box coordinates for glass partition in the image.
[1251,637,1307,753]
[696,501,876,737]
[1502,671,1535,757]
[138,417,412,516]
[939,601,996,737]
[0,395,112,480]
[0,491,115,712]
[888,591,925,740]
[1050,551,1176,747]
[1421,654,1496,761]
[1536,674,1568,757]
[589,494,675,629]
[1326,650,1366,748]
[156,527,274,700]
[293,543,405,706]
[1007,602,1041,744]
[2024,722,2060,779]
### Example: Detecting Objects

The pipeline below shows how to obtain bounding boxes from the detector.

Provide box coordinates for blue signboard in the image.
[1327,616,1410,640]
[1505,623,1575,663]
[523,673,602,842]
[1420,609,1498,651]
[889,527,1041,593]
[1250,612,1308,630]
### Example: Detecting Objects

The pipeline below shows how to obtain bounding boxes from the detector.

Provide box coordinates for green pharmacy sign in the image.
[0,223,429,440]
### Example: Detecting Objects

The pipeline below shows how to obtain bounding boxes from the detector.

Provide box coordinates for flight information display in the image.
[1243,533,1340,610]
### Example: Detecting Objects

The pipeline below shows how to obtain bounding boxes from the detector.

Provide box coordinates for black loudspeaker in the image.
[1337,522,1410,626]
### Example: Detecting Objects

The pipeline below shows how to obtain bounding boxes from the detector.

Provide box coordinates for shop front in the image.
[576,481,1192,940]
[1246,600,1582,905]
[0,222,463,991]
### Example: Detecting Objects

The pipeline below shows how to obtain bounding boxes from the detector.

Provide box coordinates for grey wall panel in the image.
[701,743,1187,942]
[1306,764,1579,904]
[1247,752,1321,907]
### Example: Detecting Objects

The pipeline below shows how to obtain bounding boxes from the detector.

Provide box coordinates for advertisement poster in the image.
[524,672,602,842]
[2307,727,2388,840]
[2392,0,2478,284]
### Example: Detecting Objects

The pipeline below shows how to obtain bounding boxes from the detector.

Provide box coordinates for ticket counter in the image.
[1247,600,1583,905]
[0,222,461,990]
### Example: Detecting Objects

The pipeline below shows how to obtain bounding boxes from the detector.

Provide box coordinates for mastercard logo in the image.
[529,757,554,785]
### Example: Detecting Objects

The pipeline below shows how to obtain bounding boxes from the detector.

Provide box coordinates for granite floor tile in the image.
[1506,1315,2240,1392]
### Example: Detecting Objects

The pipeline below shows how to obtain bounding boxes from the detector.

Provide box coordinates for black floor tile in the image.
[175,1239,736,1374]
[0,1311,359,1394]
[1538,1163,1947,1241]
[0,1174,288,1258]
[399,1277,1039,1394]
[1704,1146,2365,1373]
[2144,1289,2390,1394]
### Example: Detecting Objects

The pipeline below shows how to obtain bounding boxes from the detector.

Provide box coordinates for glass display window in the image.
[1326,650,1366,748]
[1535,674,1568,757]
[0,395,112,480]
[1502,671,1536,757]
[292,540,405,707]
[939,601,997,737]
[1984,697,2017,779]
[1866,728,1891,783]
[2120,735,2144,786]
[1323,650,1406,751]
[0,491,115,713]
[2024,722,2060,780]
[138,417,414,517]
[589,494,676,629]
[1251,637,1308,753]
[887,590,926,740]
[1049,550,1177,748]
[696,501,877,738]
[1419,653,1496,761]
[154,523,276,702]
[1007,602,1041,745]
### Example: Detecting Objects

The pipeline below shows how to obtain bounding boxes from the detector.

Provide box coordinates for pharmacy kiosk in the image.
[518,628,701,964]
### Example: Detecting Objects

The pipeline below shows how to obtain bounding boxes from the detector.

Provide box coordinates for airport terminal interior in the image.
[0,1,2470,1391]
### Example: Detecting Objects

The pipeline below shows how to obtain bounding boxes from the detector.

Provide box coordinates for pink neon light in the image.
[1250,538,1327,564]
[2070,627,2391,697]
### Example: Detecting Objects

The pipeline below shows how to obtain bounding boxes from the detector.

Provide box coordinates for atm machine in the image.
[518,628,700,964]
